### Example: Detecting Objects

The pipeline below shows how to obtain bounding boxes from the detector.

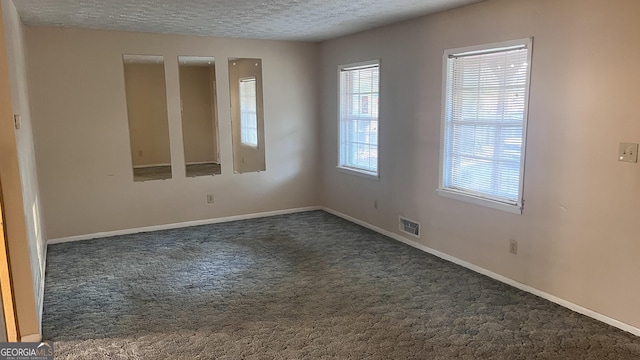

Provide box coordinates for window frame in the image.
[337,59,381,180]
[239,76,259,149]
[437,38,533,214]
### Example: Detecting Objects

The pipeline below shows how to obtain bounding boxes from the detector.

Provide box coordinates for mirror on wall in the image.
[123,54,172,181]
[228,58,266,173]
[178,56,221,177]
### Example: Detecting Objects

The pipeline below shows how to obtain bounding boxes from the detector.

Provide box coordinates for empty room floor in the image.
[42,211,640,359]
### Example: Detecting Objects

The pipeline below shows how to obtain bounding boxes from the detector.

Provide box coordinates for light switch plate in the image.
[619,142,639,163]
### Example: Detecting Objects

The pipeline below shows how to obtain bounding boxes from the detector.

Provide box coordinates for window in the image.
[339,60,380,177]
[239,77,258,147]
[438,39,532,214]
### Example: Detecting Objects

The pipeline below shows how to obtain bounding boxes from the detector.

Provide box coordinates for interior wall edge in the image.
[321,207,640,338]
[0,0,40,340]
[36,244,45,334]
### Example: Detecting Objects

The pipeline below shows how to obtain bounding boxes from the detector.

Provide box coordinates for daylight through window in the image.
[339,60,380,176]
[439,39,532,213]
[240,77,258,147]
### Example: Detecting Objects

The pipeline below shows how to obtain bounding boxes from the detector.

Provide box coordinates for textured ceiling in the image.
[13,0,484,42]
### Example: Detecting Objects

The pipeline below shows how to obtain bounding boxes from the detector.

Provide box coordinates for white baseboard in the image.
[21,333,42,343]
[47,206,322,245]
[321,207,640,337]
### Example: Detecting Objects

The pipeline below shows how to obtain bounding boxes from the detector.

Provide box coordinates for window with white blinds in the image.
[240,77,258,147]
[439,39,532,213]
[339,60,380,177]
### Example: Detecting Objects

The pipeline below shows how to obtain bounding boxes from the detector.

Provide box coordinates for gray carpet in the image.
[43,211,640,359]
[133,163,221,181]
[185,163,222,177]
[133,166,172,181]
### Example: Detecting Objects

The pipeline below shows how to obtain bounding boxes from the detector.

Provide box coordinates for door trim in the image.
[0,182,19,341]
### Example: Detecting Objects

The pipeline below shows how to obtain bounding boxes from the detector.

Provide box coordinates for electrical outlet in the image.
[207,194,215,204]
[509,239,518,255]
[618,142,638,163]
[374,200,378,209]
[14,115,21,130]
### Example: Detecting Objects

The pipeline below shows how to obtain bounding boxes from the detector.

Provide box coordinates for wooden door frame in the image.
[0,180,19,341]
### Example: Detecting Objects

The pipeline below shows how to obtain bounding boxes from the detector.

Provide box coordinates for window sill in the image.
[436,188,522,215]
[336,166,379,181]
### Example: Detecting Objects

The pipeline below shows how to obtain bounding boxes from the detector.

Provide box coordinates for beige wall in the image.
[26,27,320,239]
[0,0,42,340]
[179,65,217,164]
[229,59,266,173]
[124,62,172,168]
[320,0,640,329]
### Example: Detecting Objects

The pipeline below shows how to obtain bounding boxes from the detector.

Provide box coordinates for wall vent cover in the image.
[399,216,420,238]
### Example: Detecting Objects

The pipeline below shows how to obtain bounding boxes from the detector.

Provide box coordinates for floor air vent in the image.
[399,216,420,238]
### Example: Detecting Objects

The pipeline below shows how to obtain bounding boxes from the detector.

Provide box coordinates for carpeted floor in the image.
[133,166,173,181]
[133,163,221,181]
[43,211,640,359]
[186,163,221,178]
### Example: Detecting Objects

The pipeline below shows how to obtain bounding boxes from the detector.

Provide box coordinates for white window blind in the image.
[339,61,380,176]
[240,77,258,147]
[441,40,531,210]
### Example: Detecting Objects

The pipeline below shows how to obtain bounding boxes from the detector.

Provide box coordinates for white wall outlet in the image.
[207,194,215,204]
[618,142,638,163]
[509,239,518,255]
